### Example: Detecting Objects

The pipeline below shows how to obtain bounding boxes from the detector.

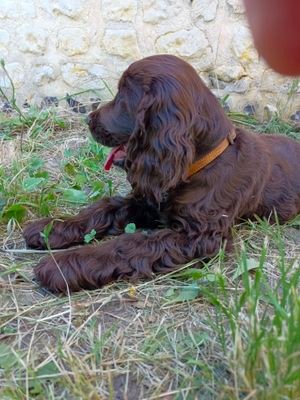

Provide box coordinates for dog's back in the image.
[255,133,300,221]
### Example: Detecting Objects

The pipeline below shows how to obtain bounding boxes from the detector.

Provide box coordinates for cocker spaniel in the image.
[23,55,300,293]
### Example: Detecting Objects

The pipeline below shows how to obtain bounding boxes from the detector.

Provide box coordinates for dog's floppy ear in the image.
[126,82,194,204]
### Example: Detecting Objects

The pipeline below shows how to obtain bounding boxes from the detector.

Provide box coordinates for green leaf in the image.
[164,284,200,305]
[2,204,27,222]
[35,360,59,377]
[28,380,44,396]
[82,158,99,171]
[38,192,56,216]
[232,257,260,280]
[64,148,75,158]
[206,273,217,282]
[40,221,54,243]
[125,223,136,234]
[165,287,175,298]
[84,229,97,243]
[29,157,44,171]
[22,177,45,192]
[173,286,200,302]
[89,181,105,200]
[61,188,87,204]
[0,344,20,370]
[174,268,217,283]
[74,173,87,188]
[39,203,50,216]
[286,369,300,384]
[175,268,204,280]
[0,326,16,335]
[64,162,77,176]
[33,170,49,179]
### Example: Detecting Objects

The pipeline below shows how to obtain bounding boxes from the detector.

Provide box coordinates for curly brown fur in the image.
[23,55,300,293]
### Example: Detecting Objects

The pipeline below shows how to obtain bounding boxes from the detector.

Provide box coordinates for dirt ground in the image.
[1,109,300,399]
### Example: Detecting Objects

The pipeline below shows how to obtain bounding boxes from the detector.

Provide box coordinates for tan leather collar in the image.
[187,129,236,178]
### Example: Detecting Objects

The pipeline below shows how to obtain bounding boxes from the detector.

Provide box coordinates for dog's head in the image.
[88,54,232,203]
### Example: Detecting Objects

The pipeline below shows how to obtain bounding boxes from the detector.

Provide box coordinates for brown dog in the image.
[24,55,300,293]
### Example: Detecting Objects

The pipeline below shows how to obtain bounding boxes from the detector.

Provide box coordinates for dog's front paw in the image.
[23,218,53,249]
[34,248,102,293]
[23,218,84,250]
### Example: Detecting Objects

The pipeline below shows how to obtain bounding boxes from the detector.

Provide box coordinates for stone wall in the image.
[0,0,299,118]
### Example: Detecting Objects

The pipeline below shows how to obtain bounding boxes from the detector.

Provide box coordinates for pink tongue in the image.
[104,145,126,171]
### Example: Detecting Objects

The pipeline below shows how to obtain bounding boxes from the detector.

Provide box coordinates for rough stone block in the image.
[214,64,246,82]
[192,0,218,22]
[58,28,90,56]
[41,0,85,18]
[155,28,210,59]
[102,0,137,22]
[226,0,245,14]
[231,24,258,64]
[0,0,36,18]
[61,63,106,89]
[0,29,10,45]
[103,29,139,59]
[61,63,89,87]
[18,25,47,55]
[33,65,58,86]
[0,62,24,89]
[0,29,9,58]
[143,0,181,24]
[224,77,251,93]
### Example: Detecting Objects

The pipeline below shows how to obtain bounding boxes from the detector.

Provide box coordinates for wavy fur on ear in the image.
[126,80,195,204]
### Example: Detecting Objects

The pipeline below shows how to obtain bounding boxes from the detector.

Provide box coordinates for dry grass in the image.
[0,106,300,400]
